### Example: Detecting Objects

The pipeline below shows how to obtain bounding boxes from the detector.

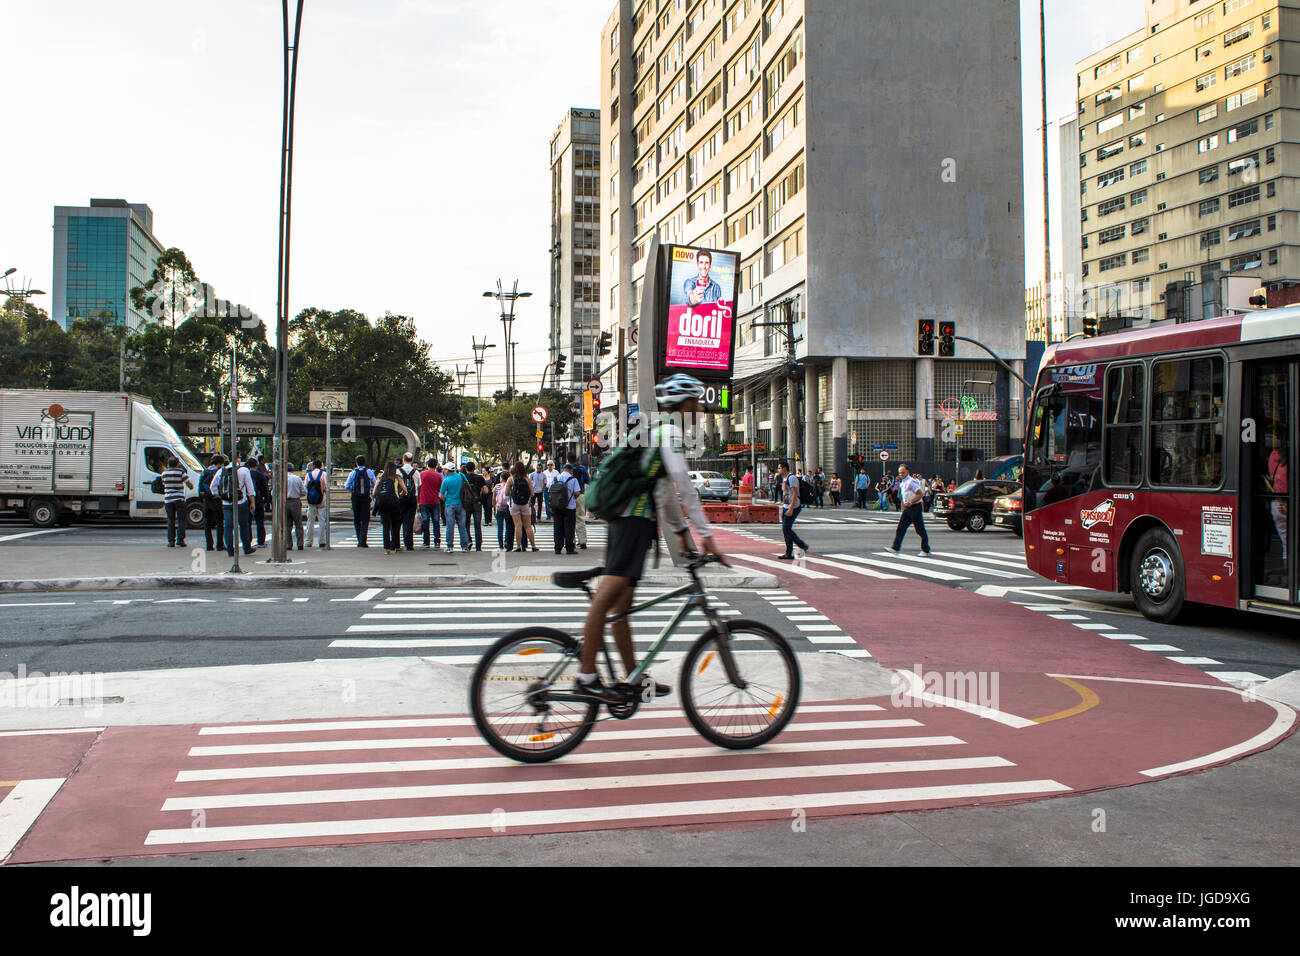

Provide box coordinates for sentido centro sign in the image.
[652,243,739,413]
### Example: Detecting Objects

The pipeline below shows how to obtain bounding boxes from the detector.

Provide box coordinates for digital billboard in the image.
[654,243,739,411]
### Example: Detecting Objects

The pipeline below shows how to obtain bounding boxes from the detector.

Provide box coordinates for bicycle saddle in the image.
[552,567,604,589]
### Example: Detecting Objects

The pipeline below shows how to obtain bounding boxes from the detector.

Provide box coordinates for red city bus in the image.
[1023,307,1296,623]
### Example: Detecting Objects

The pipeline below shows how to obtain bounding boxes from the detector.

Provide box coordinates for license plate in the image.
[995,516,1006,524]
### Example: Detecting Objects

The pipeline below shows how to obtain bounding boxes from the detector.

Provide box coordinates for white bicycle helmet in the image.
[655,374,706,406]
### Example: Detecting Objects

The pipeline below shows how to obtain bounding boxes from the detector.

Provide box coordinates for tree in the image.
[130,247,200,400]
[287,308,460,465]
[468,389,577,464]
[0,298,76,389]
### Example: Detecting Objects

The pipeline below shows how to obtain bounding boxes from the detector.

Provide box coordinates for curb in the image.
[0,569,779,592]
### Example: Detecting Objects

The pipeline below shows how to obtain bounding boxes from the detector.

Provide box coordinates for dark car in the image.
[992,487,1023,537]
[932,479,1022,533]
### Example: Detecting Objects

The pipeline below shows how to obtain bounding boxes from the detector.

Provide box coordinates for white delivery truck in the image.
[0,389,207,529]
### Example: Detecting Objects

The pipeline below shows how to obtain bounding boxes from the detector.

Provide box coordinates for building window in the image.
[1264,112,1274,131]
[1126,45,1143,63]
[1200,198,1221,217]
[1269,249,1278,265]
[1227,119,1258,144]
[1197,44,1214,60]
[1227,154,1259,177]
[1095,56,1121,79]
[1132,247,1150,264]
[1195,10,1215,29]
[1099,253,1127,272]
[1130,188,1147,206]
[1264,12,1272,29]
[1129,103,1146,121]
[1099,225,1125,244]
[1082,235,1090,250]
[1223,0,1250,15]
[1198,135,1219,153]
[1226,88,1258,111]
[1200,166,1219,185]
[1267,181,1276,198]
[1129,132,1146,148]
[1097,113,1123,135]
[1097,167,1125,189]
[1196,71,1217,92]
[1097,140,1124,161]
[1201,230,1222,248]
[766,95,803,153]
[1130,159,1147,176]
[765,223,804,273]
[1155,142,1166,151]
[1098,196,1126,216]
[1228,185,1259,208]
[1131,217,1148,236]
[1228,218,1262,241]
[1266,147,1275,164]
[1223,24,1252,47]
[1156,172,1166,181]
[765,162,805,234]
[1128,73,1145,91]
[1225,53,1256,79]
[1198,104,1219,123]
[1230,251,1262,271]
[1157,201,1167,210]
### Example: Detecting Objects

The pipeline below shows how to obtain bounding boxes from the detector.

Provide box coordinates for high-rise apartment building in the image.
[549,109,603,391]
[1071,0,1293,327]
[601,0,1025,476]
[52,199,165,330]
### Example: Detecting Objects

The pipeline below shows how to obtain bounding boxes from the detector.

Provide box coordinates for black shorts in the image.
[604,516,656,581]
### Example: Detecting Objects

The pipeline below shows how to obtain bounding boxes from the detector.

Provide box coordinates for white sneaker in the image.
[887,547,901,554]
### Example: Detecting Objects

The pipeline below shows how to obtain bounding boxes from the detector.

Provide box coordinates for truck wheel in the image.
[28,499,59,528]
[186,498,206,530]
[1130,527,1186,623]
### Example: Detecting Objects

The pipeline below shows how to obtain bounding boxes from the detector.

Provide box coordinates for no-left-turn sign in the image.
[531,405,547,424]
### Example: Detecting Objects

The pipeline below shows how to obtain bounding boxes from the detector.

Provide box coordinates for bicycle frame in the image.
[537,568,731,701]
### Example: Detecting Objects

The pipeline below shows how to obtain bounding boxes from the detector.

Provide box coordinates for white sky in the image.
[2,0,1141,390]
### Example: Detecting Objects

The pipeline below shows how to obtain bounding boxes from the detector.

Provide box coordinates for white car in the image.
[689,471,733,501]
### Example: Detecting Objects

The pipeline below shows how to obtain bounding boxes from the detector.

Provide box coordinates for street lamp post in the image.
[470,336,496,412]
[482,281,531,399]
[172,389,192,412]
[271,0,305,565]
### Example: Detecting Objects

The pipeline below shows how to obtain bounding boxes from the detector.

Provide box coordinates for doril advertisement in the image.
[663,245,738,376]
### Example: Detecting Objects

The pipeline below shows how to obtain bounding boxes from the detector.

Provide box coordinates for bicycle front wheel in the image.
[680,619,800,749]
[470,627,598,763]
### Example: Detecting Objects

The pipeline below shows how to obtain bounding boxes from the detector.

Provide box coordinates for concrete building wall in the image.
[549,107,603,392]
[1059,116,1083,335]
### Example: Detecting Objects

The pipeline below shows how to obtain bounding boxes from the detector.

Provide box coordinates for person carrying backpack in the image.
[776,459,811,560]
[575,374,725,703]
[345,455,376,547]
[397,452,422,552]
[508,461,537,552]
[371,460,406,554]
[304,459,327,547]
[549,462,581,555]
[417,457,442,550]
[199,454,226,552]
[209,453,256,556]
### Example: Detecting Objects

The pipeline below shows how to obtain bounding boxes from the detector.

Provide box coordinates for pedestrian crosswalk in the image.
[137,703,1069,850]
[725,546,1034,587]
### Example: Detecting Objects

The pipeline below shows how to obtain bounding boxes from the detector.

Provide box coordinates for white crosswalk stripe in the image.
[329,522,609,549]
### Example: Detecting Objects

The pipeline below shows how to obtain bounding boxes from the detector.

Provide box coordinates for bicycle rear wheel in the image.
[470,627,598,763]
[680,619,800,749]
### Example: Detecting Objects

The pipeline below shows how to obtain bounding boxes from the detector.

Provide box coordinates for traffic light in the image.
[554,353,566,377]
[938,321,955,357]
[598,331,613,356]
[537,442,544,453]
[916,319,935,356]
[591,393,601,411]
[1248,287,1268,308]
[1082,312,1099,337]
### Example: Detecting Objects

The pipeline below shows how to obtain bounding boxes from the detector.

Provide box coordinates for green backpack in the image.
[585,438,663,522]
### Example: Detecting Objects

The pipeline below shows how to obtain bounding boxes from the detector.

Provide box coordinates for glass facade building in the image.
[52,199,164,330]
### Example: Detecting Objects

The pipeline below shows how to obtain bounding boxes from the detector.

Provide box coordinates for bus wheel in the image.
[1131,527,1186,623]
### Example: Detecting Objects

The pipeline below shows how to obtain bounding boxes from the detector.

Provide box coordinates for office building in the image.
[549,108,603,391]
[52,199,165,330]
[600,0,1026,476]
[1072,0,1295,327]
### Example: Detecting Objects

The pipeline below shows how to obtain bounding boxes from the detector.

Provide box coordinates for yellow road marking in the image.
[1032,676,1100,724]
[0,781,19,788]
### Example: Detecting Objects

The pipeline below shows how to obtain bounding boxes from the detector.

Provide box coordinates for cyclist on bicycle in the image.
[575,373,727,702]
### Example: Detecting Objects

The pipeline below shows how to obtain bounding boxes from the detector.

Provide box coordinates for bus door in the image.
[1244,358,1296,606]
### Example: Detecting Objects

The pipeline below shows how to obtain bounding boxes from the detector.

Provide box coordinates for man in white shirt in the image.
[776,460,810,560]
[529,461,548,521]
[210,455,258,556]
[888,463,932,556]
[285,463,307,550]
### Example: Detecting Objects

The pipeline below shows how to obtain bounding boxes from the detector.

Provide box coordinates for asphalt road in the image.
[1,505,1296,681]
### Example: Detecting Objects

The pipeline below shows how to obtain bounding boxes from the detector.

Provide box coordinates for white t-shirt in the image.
[898,475,925,507]
[784,473,800,507]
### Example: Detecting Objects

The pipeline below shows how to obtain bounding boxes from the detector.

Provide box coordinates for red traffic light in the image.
[536,442,544,452]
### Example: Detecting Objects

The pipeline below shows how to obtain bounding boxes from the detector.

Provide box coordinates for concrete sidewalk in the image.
[0,534,778,591]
